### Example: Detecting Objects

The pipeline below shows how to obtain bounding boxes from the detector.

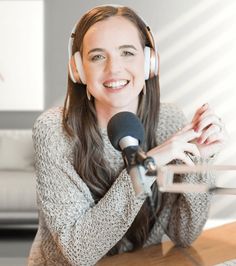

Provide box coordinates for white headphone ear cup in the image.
[74,51,86,84]
[144,46,151,80]
[144,46,159,79]
[68,59,77,83]
[144,46,152,80]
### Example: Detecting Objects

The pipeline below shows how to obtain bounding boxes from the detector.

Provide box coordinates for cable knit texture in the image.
[28,103,215,266]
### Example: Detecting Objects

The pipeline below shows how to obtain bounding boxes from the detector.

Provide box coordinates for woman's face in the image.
[82,16,145,114]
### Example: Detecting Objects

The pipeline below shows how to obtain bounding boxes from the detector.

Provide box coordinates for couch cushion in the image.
[0,212,38,225]
[0,171,37,211]
[0,130,34,171]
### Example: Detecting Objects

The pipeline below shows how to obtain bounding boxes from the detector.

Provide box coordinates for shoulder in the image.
[157,102,187,143]
[159,102,186,123]
[32,106,71,151]
[33,106,63,135]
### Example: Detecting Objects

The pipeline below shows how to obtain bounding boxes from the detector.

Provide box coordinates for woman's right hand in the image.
[147,124,201,167]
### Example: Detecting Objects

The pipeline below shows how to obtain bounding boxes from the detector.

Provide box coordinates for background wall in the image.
[0,0,44,111]
[1,0,236,224]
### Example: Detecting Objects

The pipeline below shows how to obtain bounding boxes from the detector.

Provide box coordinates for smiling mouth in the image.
[103,80,129,89]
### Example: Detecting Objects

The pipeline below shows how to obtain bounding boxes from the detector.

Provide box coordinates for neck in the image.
[95,103,138,130]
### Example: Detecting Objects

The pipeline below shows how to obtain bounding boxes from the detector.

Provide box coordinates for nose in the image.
[105,55,122,74]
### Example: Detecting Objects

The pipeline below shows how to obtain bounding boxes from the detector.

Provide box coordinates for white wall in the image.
[0,0,44,111]
[155,0,236,224]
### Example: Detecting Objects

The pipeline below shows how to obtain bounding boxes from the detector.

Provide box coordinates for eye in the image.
[121,50,135,57]
[90,54,105,62]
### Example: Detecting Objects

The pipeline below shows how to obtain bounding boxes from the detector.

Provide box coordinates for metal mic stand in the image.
[122,147,157,199]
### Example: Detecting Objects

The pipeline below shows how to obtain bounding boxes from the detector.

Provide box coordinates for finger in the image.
[197,107,214,122]
[195,115,222,132]
[192,105,207,123]
[204,131,226,145]
[192,103,209,124]
[178,129,201,143]
[197,124,221,144]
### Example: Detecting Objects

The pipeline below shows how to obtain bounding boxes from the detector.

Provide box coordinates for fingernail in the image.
[198,138,203,144]
[202,103,208,108]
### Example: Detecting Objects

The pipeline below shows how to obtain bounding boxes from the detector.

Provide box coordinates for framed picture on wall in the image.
[0,0,44,111]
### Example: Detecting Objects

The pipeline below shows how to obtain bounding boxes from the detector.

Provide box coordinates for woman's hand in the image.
[191,103,228,159]
[147,124,201,167]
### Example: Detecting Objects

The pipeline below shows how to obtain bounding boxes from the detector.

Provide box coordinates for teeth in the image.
[104,80,128,88]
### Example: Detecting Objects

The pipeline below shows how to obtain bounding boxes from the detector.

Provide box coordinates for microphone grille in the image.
[107,111,145,151]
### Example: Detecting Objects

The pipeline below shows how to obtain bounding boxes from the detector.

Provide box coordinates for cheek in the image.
[135,56,145,75]
[133,58,145,83]
[83,64,100,86]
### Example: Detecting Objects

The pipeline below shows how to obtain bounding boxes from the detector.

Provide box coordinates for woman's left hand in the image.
[191,103,228,159]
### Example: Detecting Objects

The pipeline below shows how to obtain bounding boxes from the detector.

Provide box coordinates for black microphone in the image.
[107,111,157,198]
[107,111,144,151]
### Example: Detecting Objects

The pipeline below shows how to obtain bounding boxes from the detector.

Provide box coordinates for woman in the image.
[28,5,227,266]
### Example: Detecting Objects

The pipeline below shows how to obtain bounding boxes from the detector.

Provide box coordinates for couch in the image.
[0,130,38,228]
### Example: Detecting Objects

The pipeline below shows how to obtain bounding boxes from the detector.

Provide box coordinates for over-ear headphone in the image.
[68,4,159,84]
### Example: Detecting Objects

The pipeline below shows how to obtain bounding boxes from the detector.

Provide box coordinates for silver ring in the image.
[218,119,223,132]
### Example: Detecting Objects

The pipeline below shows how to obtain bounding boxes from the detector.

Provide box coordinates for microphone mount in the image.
[122,146,157,177]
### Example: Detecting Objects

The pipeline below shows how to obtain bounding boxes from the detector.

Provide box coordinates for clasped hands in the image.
[147,103,228,167]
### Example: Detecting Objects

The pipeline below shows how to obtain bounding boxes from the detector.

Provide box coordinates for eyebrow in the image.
[87,45,137,55]
[119,45,137,50]
[87,48,104,55]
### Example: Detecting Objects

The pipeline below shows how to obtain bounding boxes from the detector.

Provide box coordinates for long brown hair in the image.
[63,5,161,254]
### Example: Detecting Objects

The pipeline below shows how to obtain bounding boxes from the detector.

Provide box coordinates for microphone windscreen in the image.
[107,111,145,151]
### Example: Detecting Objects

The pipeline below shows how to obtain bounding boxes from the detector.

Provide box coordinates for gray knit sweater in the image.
[28,103,214,266]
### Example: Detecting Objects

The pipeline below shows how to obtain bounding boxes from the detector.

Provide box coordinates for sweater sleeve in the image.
[33,110,145,266]
[161,175,214,247]
[147,103,216,247]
